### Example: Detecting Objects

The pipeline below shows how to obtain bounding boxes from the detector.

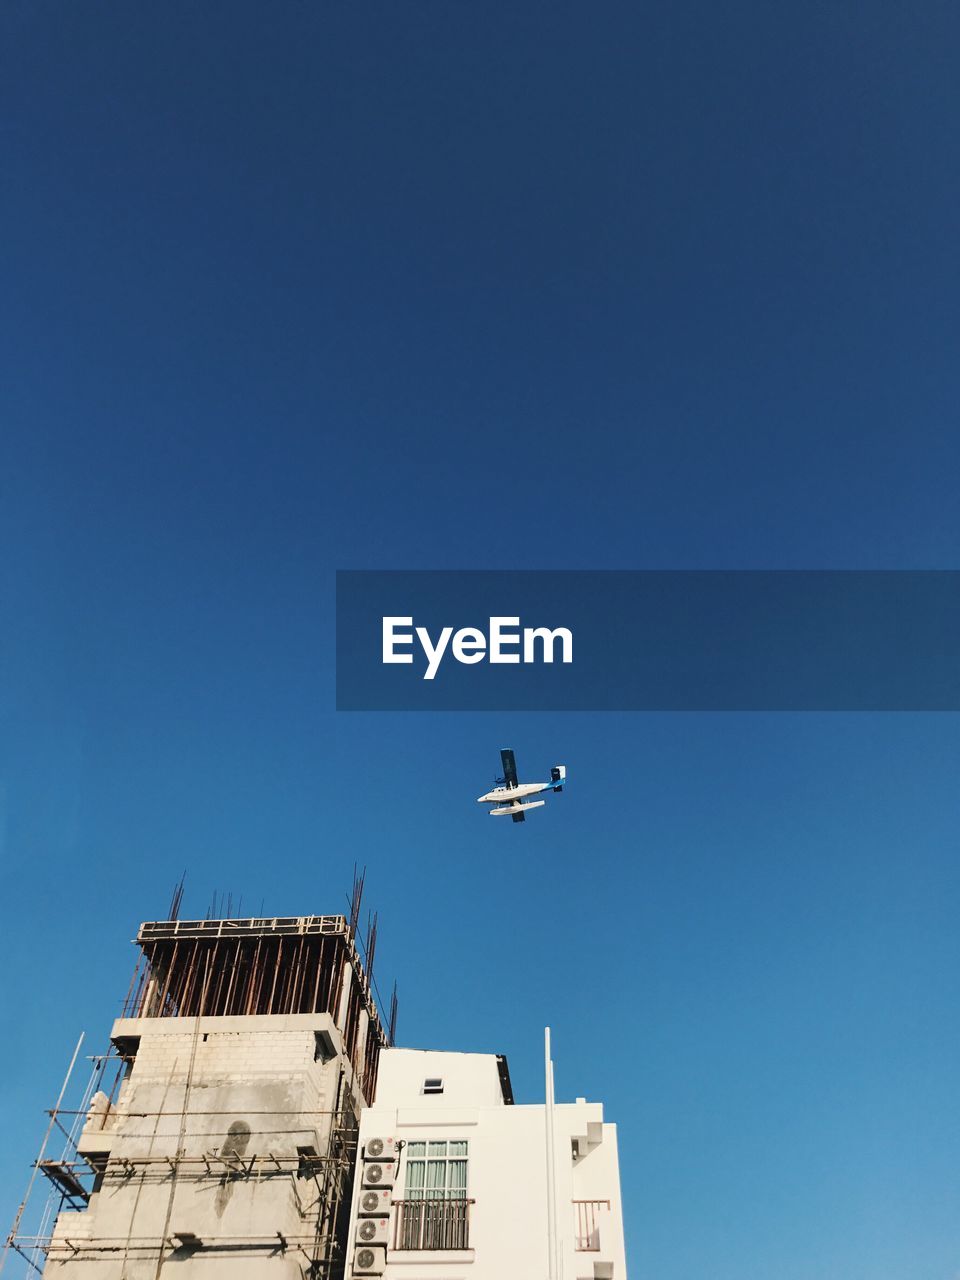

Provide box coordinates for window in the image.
[404,1140,468,1200]
[397,1141,472,1251]
[422,1077,444,1095]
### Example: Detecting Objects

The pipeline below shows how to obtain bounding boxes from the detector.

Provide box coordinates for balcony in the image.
[573,1199,611,1251]
[392,1198,474,1251]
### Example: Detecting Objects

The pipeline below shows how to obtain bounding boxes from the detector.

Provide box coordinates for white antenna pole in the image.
[549,1056,564,1280]
[544,1027,558,1280]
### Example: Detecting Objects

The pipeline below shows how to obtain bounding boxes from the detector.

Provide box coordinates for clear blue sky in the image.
[2,4,959,1278]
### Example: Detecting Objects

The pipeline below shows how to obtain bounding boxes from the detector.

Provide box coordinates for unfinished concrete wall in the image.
[44,1013,364,1280]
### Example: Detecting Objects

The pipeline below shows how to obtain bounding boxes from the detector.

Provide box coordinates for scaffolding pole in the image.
[0,1033,84,1280]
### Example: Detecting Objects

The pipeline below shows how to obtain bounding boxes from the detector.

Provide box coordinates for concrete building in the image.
[5,913,627,1280]
[346,1048,627,1280]
[34,914,388,1280]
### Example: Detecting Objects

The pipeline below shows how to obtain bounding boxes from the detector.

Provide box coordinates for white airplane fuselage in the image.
[477,781,551,804]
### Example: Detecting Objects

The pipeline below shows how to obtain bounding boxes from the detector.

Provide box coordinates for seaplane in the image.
[477,749,566,822]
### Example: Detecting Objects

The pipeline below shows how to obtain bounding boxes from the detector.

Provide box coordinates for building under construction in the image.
[5,906,392,1279]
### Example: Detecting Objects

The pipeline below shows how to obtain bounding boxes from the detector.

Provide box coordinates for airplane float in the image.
[477,749,566,823]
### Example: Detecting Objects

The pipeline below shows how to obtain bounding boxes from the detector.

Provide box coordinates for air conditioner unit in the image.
[361,1161,395,1189]
[363,1136,398,1162]
[355,1216,389,1246]
[353,1245,385,1275]
[357,1188,392,1217]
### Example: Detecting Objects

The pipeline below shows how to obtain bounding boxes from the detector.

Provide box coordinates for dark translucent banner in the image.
[336,571,960,710]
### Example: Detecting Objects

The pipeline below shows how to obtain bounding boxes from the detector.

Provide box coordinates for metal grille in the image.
[392,1199,474,1250]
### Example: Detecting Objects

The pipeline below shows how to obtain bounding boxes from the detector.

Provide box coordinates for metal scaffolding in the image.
[123,914,386,1101]
[3,1088,362,1275]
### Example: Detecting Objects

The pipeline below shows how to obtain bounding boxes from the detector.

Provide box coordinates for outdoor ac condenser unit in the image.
[353,1245,386,1275]
[357,1188,392,1217]
[361,1161,395,1189]
[356,1216,389,1246]
[363,1136,398,1161]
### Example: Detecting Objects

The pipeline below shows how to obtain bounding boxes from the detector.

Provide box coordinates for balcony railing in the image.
[573,1199,611,1251]
[392,1198,474,1250]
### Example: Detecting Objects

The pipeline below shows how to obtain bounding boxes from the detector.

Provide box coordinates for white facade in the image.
[347,1048,627,1280]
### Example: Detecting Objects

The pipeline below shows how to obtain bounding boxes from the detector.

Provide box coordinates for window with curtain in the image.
[404,1140,469,1200]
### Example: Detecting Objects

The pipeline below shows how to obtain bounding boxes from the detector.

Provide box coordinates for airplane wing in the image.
[511,806,525,824]
[500,748,519,789]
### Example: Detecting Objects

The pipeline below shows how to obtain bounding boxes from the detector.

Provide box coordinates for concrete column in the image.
[354,1009,369,1073]
[335,960,354,1036]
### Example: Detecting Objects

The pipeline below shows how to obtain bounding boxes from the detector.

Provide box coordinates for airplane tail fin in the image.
[551,765,566,792]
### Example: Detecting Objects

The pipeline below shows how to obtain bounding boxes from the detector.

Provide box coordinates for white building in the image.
[347,1048,627,1280]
